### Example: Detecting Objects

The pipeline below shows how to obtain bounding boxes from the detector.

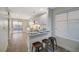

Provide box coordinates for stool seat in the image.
[32,42,42,48]
[32,41,43,52]
[42,39,49,43]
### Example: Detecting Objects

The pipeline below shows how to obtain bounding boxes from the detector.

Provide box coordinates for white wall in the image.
[49,7,79,52]
[0,30,8,51]
[56,36,79,52]
[0,8,8,52]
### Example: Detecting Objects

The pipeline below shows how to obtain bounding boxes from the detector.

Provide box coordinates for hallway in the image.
[7,32,28,52]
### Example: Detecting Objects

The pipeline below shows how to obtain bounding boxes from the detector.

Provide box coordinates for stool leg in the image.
[51,40,54,52]
[45,44,48,52]
[41,44,43,52]
[55,39,57,49]
[35,48,37,52]
[53,43,54,52]
[38,48,40,52]
[35,48,39,52]
[32,46,33,52]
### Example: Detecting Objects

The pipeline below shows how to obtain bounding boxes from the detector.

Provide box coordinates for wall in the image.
[0,30,8,51]
[0,8,8,52]
[49,7,79,52]
[56,36,79,52]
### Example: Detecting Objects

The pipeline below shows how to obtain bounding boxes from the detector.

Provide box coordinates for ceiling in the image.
[9,7,48,19]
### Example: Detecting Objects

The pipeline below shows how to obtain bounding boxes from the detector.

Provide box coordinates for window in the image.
[55,13,68,37]
[13,21,23,32]
[55,10,79,40]
[68,10,79,40]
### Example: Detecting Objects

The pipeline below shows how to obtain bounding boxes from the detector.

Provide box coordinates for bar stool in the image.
[48,37,57,52]
[32,41,43,52]
[42,39,50,52]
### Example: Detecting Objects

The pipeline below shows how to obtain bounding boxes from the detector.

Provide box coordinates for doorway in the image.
[7,19,28,52]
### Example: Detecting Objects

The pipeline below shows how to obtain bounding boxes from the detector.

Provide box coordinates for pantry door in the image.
[7,19,28,52]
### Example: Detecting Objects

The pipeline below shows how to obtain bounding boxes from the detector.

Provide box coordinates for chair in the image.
[48,37,57,52]
[32,41,43,52]
[42,39,49,52]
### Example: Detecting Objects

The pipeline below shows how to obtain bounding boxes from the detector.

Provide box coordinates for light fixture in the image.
[28,20,41,32]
